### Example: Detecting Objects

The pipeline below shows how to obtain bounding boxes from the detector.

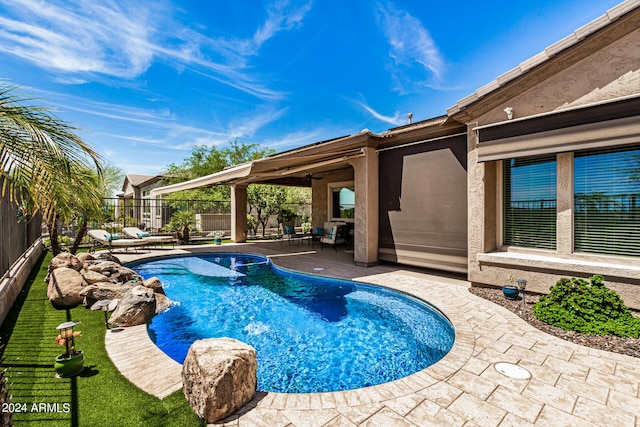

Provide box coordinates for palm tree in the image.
[0,82,103,254]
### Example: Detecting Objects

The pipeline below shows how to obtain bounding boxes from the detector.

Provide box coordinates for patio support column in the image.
[350,147,379,267]
[231,184,247,243]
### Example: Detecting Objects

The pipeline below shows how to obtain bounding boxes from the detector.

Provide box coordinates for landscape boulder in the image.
[108,285,156,327]
[93,252,122,264]
[79,283,135,307]
[182,338,257,423]
[81,269,112,284]
[47,253,83,275]
[85,261,142,284]
[47,267,87,307]
[154,293,173,313]
[75,252,95,263]
[142,277,165,295]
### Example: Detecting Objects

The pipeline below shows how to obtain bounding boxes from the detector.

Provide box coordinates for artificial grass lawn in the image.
[0,253,205,426]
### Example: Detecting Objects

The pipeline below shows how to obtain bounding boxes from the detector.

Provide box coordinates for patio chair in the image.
[281,224,306,246]
[320,222,348,251]
[122,227,175,249]
[87,229,148,253]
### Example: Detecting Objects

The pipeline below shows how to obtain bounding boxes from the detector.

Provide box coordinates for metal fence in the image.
[98,198,311,238]
[0,177,43,279]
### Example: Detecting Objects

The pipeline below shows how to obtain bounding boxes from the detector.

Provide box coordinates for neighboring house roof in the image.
[122,174,156,190]
[447,0,640,122]
[122,174,166,197]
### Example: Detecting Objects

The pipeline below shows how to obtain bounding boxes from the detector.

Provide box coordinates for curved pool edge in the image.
[104,268,474,406]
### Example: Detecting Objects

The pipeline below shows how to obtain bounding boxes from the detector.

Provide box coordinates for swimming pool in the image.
[131,253,455,393]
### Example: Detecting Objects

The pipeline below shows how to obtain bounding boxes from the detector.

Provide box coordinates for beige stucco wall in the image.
[467,28,640,309]
[478,28,640,125]
[311,168,354,228]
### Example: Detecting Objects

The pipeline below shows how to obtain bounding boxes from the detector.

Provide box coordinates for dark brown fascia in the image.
[376,119,466,149]
[267,132,383,160]
[449,4,640,124]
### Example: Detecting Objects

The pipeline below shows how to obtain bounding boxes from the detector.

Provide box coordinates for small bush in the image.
[42,236,71,252]
[533,275,640,338]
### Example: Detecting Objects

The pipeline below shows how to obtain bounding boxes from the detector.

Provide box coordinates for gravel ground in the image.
[468,287,640,359]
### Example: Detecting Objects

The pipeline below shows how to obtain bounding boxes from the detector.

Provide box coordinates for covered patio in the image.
[152,117,468,271]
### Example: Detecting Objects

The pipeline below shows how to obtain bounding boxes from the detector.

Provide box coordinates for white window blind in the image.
[574,146,640,257]
[503,155,557,249]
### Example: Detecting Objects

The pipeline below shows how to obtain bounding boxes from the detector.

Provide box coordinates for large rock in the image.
[47,267,87,307]
[154,293,173,313]
[85,260,121,275]
[108,285,156,327]
[79,283,135,307]
[75,252,95,263]
[93,252,122,264]
[85,261,142,284]
[81,269,112,284]
[182,338,257,423]
[48,253,83,273]
[143,277,165,295]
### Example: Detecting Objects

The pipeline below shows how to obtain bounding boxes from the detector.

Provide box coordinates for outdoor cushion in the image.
[314,227,324,235]
[104,233,120,241]
[137,231,151,238]
[285,225,295,234]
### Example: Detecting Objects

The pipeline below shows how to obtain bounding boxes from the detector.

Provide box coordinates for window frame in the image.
[501,154,558,250]
[573,144,640,258]
[327,181,355,223]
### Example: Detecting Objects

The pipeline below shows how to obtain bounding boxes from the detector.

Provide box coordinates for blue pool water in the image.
[131,253,455,393]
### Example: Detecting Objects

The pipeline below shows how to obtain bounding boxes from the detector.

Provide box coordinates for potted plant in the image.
[213,231,224,245]
[54,321,84,378]
[502,274,520,300]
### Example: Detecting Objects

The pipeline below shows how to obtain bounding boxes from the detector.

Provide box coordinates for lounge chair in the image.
[122,227,175,248]
[87,229,148,253]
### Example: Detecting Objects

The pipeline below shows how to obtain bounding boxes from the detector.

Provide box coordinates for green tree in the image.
[0,82,103,255]
[162,139,275,203]
[100,162,125,198]
[163,211,198,244]
[247,184,287,237]
[161,139,312,238]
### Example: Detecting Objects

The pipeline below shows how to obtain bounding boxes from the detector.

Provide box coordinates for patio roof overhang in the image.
[151,116,466,197]
[151,133,377,196]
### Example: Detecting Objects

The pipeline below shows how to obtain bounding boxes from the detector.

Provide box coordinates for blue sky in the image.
[0,0,624,176]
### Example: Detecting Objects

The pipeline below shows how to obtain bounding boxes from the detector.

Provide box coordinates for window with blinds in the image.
[574,146,640,257]
[503,155,557,249]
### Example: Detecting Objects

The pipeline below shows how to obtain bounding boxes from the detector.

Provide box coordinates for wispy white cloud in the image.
[375,1,444,93]
[35,88,283,152]
[0,0,156,78]
[358,101,405,126]
[252,0,314,52]
[0,0,313,99]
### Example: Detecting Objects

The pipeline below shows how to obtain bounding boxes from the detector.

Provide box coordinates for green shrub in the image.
[533,275,640,338]
[42,235,71,252]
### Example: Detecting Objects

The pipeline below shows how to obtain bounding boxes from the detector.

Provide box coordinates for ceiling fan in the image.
[305,173,322,183]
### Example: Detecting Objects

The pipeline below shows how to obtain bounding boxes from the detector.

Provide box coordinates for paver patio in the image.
[108,242,640,426]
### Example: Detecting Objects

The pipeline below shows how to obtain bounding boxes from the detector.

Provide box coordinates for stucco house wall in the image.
[311,168,354,228]
[463,19,640,308]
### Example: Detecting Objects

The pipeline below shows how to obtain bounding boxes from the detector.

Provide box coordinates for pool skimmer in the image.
[494,362,531,380]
